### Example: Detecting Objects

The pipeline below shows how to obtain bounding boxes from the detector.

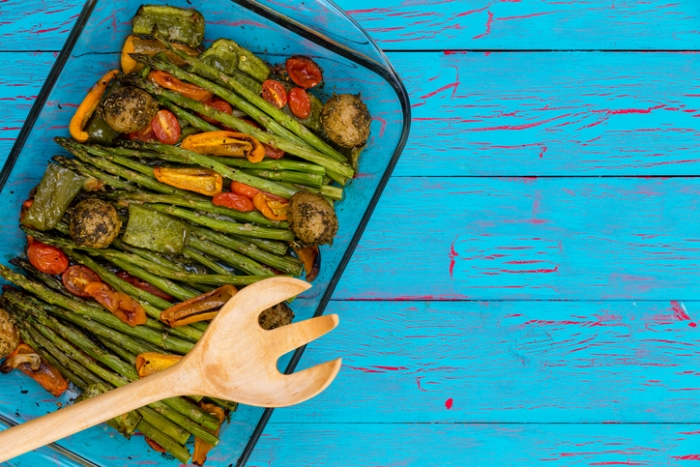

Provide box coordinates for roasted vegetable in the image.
[27,240,69,275]
[0,343,68,397]
[258,302,294,330]
[291,243,320,282]
[201,38,270,82]
[321,93,371,148]
[180,131,265,163]
[122,204,188,254]
[0,308,19,359]
[69,69,120,143]
[160,285,237,327]
[84,281,148,326]
[23,164,84,231]
[121,35,199,75]
[102,86,159,134]
[70,198,122,249]
[135,352,182,377]
[153,167,223,196]
[84,116,121,145]
[287,191,338,246]
[286,56,323,89]
[132,5,205,48]
[192,402,226,466]
[76,383,143,437]
[253,192,289,222]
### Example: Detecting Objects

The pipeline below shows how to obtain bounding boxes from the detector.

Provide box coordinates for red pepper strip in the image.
[153,167,223,197]
[84,282,148,327]
[253,192,289,221]
[69,69,120,142]
[145,437,167,453]
[160,285,237,327]
[0,343,68,397]
[135,352,182,378]
[181,131,266,163]
[291,243,321,282]
[193,402,227,466]
[148,70,213,101]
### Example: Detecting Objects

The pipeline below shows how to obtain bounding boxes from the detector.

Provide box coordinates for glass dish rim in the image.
[1,0,412,466]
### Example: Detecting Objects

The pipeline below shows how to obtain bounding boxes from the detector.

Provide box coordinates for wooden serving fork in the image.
[0,277,341,462]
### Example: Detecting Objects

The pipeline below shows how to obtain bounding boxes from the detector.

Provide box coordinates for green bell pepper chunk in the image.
[24,164,84,231]
[132,5,205,48]
[86,116,120,145]
[123,204,188,254]
[202,38,270,83]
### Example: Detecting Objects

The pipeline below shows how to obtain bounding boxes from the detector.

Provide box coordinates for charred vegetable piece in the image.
[160,285,237,327]
[102,86,160,134]
[258,302,294,330]
[201,38,270,82]
[153,167,223,196]
[321,93,371,148]
[1,343,68,397]
[70,198,122,249]
[285,56,323,89]
[0,307,19,359]
[181,131,265,163]
[121,35,199,75]
[135,352,182,377]
[116,271,174,302]
[76,382,142,437]
[148,70,213,102]
[291,243,320,282]
[132,5,205,48]
[123,204,188,254]
[287,191,338,246]
[253,192,289,222]
[151,109,181,144]
[23,164,84,231]
[63,265,102,297]
[84,281,148,327]
[85,116,121,145]
[69,69,120,143]
[192,402,226,466]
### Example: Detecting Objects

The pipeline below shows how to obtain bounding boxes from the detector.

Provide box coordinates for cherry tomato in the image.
[212,192,255,212]
[288,87,311,119]
[116,271,174,302]
[27,240,69,275]
[62,265,102,297]
[200,97,233,124]
[151,110,181,145]
[285,56,323,89]
[261,80,288,109]
[230,181,260,200]
[128,124,156,142]
[84,282,147,326]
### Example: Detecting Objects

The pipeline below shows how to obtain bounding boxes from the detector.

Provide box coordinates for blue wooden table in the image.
[2,1,700,465]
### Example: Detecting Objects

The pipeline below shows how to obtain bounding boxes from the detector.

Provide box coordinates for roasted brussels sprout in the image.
[287,191,338,246]
[70,198,122,249]
[321,93,371,148]
[102,86,159,134]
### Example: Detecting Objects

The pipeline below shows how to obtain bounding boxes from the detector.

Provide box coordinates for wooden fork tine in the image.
[265,314,340,356]
[266,358,342,407]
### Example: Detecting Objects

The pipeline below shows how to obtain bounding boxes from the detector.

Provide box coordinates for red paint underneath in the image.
[445,398,453,409]
[671,301,691,321]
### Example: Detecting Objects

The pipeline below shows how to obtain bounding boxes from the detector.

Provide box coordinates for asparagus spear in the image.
[52,156,137,192]
[244,168,323,188]
[182,247,232,275]
[185,236,272,276]
[145,203,295,241]
[0,264,195,354]
[216,155,327,175]
[122,75,354,180]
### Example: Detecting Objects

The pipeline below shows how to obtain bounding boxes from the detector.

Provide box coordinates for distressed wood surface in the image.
[2,1,700,466]
[2,0,700,51]
[5,52,700,176]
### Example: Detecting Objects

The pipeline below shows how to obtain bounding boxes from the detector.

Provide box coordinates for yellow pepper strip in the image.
[160,285,238,327]
[253,192,289,221]
[192,402,226,466]
[69,69,119,143]
[153,167,223,196]
[181,131,266,163]
[135,352,183,378]
[121,35,200,74]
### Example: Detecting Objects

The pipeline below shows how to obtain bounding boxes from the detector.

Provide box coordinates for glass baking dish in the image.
[0,0,410,466]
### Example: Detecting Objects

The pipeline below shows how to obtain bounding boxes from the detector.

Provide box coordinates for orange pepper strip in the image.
[193,402,227,466]
[84,282,147,327]
[160,285,237,327]
[121,35,199,74]
[148,70,213,101]
[69,69,119,143]
[291,243,321,282]
[153,167,223,196]
[0,343,68,397]
[253,192,289,221]
[181,131,266,163]
[135,352,183,378]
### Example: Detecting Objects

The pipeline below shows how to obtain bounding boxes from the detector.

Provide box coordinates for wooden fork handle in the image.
[0,370,181,463]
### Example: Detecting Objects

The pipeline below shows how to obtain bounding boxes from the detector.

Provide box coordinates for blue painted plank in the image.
[335,177,700,300]
[247,423,700,467]
[2,0,700,51]
[273,300,700,423]
[4,52,700,176]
